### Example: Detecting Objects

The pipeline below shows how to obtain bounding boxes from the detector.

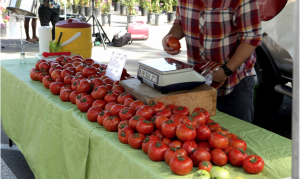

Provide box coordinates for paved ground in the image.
[0,8,292,179]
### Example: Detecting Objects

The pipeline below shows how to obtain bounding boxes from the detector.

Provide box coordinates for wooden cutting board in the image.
[120,78,217,116]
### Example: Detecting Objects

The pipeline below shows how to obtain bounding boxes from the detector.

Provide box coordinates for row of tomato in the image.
[30,55,264,176]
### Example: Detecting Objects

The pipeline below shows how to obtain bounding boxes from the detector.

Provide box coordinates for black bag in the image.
[112,33,132,47]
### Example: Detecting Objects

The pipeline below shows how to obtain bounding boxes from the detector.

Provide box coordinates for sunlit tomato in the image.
[176,124,197,142]
[35,59,47,69]
[49,82,65,95]
[128,133,146,149]
[60,56,73,66]
[117,120,129,133]
[71,79,79,91]
[117,92,134,104]
[109,104,125,115]
[72,61,82,67]
[71,75,84,84]
[129,100,145,112]
[182,140,198,156]
[191,111,206,125]
[106,84,113,91]
[77,95,94,112]
[228,147,248,167]
[196,124,212,142]
[161,119,177,139]
[198,142,212,153]
[210,149,228,166]
[118,127,135,144]
[111,85,124,93]
[69,91,79,104]
[170,113,185,124]
[209,133,229,150]
[90,78,103,89]
[169,156,193,175]
[190,148,211,167]
[63,63,74,69]
[77,78,92,93]
[83,58,94,65]
[173,106,189,116]
[129,116,145,130]
[193,108,210,121]
[119,107,135,121]
[91,63,101,68]
[212,127,229,135]
[164,147,187,165]
[39,62,50,72]
[104,91,118,103]
[92,100,106,108]
[155,109,172,118]
[103,116,121,132]
[87,106,103,122]
[136,120,155,135]
[30,68,41,81]
[64,75,74,85]
[72,55,83,61]
[229,136,247,151]
[223,146,233,155]
[76,64,87,73]
[124,98,134,107]
[42,76,54,89]
[103,78,114,85]
[225,133,237,140]
[82,66,97,78]
[180,116,197,128]
[142,135,160,154]
[97,110,111,126]
[91,85,108,100]
[154,116,168,130]
[149,102,165,114]
[38,72,49,82]
[151,129,164,140]
[88,74,100,80]
[60,89,72,102]
[76,93,89,105]
[113,80,119,86]
[148,141,168,161]
[198,160,212,172]
[51,69,62,81]
[135,105,154,120]
[169,140,182,148]
[166,37,181,51]
[207,122,221,131]
[104,102,117,111]
[61,69,74,80]
[243,155,264,174]
[161,138,172,147]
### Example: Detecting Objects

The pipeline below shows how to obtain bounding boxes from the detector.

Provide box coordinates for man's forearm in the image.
[167,24,185,40]
[226,43,258,72]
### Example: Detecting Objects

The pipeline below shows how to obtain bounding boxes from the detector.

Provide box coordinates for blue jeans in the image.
[217,76,254,123]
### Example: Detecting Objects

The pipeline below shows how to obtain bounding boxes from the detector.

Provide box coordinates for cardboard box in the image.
[120,78,217,116]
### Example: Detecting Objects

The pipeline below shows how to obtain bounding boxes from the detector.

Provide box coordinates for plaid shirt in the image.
[39,0,60,9]
[174,0,262,96]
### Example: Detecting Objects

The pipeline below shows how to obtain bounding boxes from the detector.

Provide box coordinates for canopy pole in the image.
[64,0,67,20]
[292,0,300,178]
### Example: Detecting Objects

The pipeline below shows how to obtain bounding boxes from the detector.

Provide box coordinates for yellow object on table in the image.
[55,18,92,59]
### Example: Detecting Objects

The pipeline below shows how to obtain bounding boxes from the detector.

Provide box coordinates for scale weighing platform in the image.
[137,58,206,93]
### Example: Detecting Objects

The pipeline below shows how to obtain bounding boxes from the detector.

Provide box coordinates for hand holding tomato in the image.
[162,34,181,55]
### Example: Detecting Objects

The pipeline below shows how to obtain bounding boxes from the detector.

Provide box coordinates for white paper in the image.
[261,0,296,59]
[105,52,127,81]
[38,26,52,54]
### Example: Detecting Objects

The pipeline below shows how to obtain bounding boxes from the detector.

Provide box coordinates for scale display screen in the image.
[138,58,193,73]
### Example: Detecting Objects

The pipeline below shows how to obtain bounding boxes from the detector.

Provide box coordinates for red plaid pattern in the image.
[174,0,262,96]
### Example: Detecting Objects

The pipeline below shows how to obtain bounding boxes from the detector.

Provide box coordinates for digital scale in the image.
[137,58,206,93]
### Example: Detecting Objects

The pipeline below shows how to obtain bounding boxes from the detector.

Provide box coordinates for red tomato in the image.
[76,93,89,105]
[104,91,118,103]
[38,72,49,82]
[170,113,186,121]
[128,133,146,149]
[103,78,114,85]
[223,146,233,155]
[166,37,181,51]
[164,147,187,164]
[129,100,145,112]
[155,109,172,118]
[166,104,176,113]
[149,102,165,114]
[117,121,129,133]
[56,78,63,83]
[198,142,212,153]
[111,85,124,93]
[60,89,72,102]
[91,85,108,100]
[117,92,134,104]
[35,59,47,69]
[61,56,73,66]
[148,141,168,161]
[77,95,94,112]
[180,116,197,127]
[198,160,212,172]
[151,130,164,140]
[190,148,211,167]
[209,133,229,150]
[76,64,86,73]
[118,127,135,144]
[103,116,121,132]
[161,119,177,139]
[92,100,106,108]
[173,106,189,116]
[212,127,229,135]
[229,136,247,151]
[113,80,119,86]
[154,116,168,130]
[61,69,74,80]
[123,98,134,107]
[97,110,111,126]
[136,120,155,135]
[169,140,182,148]
[176,124,197,142]
[243,155,264,174]
[210,149,228,166]
[83,58,95,65]
[49,82,65,95]
[207,122,221,131]
[161,138,172,147]
[77,78,92,93]
[206,118,215,125]
[72,61,82,67]
[169,156,193,175]
[39,62,50,72]
[90,78,104,89]
[51,69,62,81]
[110,104,126,116]
[104,102,117,111]
[225,133,238,140]
[182,140,198,156]
[228,147,248,167]
[42,76,54,89]
[72,55,83,61]
[135,105,154,120]
[128,116,145,130]
[119,107,135,121]
[191,111,206,125]
[64,75,74,85]
[196,124,212,142]
[82,66,97,78]
[142,135,160,154]
[87,106,103,122]
[30,68,41,81]
[69,91,79,104]
[193,108,210,121]
[60,85,72,93]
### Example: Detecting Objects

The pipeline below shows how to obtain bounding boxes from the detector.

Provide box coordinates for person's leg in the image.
[24,18,32,42]
[50,8,60,41]
[31,18,39,41]
[217,76,254,123]
[38,5,51,26]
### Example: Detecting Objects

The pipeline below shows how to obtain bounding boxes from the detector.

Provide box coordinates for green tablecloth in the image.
[1,58,292,179]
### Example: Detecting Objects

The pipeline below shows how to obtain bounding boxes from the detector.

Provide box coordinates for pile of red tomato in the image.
[30,55,265,176]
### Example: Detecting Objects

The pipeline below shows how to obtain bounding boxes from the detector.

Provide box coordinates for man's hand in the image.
[213,68,228,83]
[162,34,181,55]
